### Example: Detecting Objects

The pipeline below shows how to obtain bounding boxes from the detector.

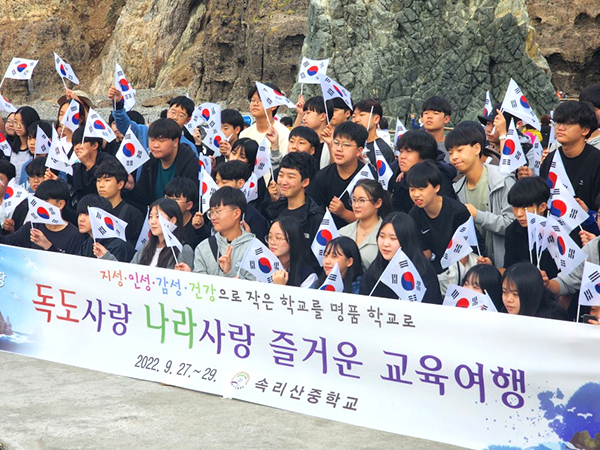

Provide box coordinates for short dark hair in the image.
[279,151,316,181]
[214,160,250,182]
[579,84,600,109]
[289,126,319,150]
[326,97,351,112]
[554,101,598,138]
[210,185,247,216]
[379,117,389,129]
[0,159,16,181]
[72,126,103,149]
[421,95,452,116]
[353,99,383,119]
[303,96,326,115]
[148,118,182,140]
[507,176,550,208]
[280,117,293,127]
[25,156,48,178]
[77,194,113,215]
[26,120,53,139]
[405,160,442,189]
[221,109,245,131]
[164,177,199,205]
[35,180,69,202]
[168,96,195,117]
[445,121,486,152]
[333,121,368,146]
[248,82,283,115]
[231,137,258,168]
[396,130,438,161]
[95,159,128,184]
[108,110,145,126]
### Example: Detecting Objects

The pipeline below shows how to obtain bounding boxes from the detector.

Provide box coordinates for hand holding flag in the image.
[239,238,282,282]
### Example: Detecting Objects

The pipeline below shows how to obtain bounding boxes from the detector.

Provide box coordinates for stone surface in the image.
[0,351,469,450]
[299,0,559,124]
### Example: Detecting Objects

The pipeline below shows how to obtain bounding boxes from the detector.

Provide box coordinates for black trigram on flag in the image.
[302,61,310,68]
[327,88,335,96]
[98,226,107,235]
[322,219,330,226]
[568,248,576,259]
[510,100,517,108]
[584,289,593,301]
[451,290,459,299]
[391,274,398,284]
[95,212,102,219]
[31,199,38,207]
[502,159,509,165]
[329,274,338,282]
[249,261,256,269]
[117,70,124,77]
[399,260,408,269]
[254,247,263,256]
[453,244,463,253]
[589,270,600,283]
[514,87,522,94]
[408,294,417,302]
[569,209,578,219]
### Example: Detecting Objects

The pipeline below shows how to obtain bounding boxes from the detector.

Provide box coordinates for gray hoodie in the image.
[556,235,600,295]
[193,230,256,280]
[453,164,515,267]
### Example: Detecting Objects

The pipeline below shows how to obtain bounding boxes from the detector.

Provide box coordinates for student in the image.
[420,95,452,162]
[289,126,319,157]
[164,177,205,248]
[265,152,323,243]
[352,99,394,166]
[216,109,245,162]
[461,264,503,312]
[326,97,352,128]
[124,118,199,207]
[313,237,363,294]
[180,187,255,279]
[11,106,41,184]
[108,87,198,155]
[95,159,144,245]
[76,194,134,262]
[0,180,84,254]
[309,121,374,229]
[213,160,269,242]
[339,179,391,271]
[0,160,16,231]
[104,110,146,156]
[448,121,515,267]
[103,198,194,269]
[21,121,54,184]
[227,137,267,208]
[500,176,557,278]
[407,161,472,276]
[56,90,91,146]
[300,96,331,169]
[539,101,600,214]
[391,129,457,213]
[579,84,600,149]
[239,83,290,169]
[360,212,442,304]
[269,217,316,287]
[502,262,567,320]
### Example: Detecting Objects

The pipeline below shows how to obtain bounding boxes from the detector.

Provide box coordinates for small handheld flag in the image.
[394,118,407,148]
[526,136,543,176]
[115,63,136,111]
[0,94,17,113]
[374,248,426,302]
[342,166,375,198]
[374,141,392,189]
[443,284,497,312]
[241,172,259,203]
[199,168,218,214]
[60,99,82,133]
[158,214,182,252]
[548,185,587,233]
[297,57,329,84]
[318,263,345,293]
[239,238,282,283]
[35,125,53,155]
[317,74,352,110]
[25,197,66,226]
[544,216,586,275]
[547,150,575,197]
[54,52,79,85]
[3,57,38,82]
[483,91,492,117]
[500,78,541,130]
[311,209,340,265]
[499,119,526,174]
[579,261,600,307]
[88,207,128,242]
[254,137,272,178]
[1,179,29,218]
[0,131,12,157]
[45,128,73,176]
[116,127,149,174]
[255,82,296,110]
[84,108,116,143]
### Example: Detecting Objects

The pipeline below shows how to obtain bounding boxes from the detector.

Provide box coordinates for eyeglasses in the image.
[13,121,25,129]
[165,195,188,205]
[555,122,576,130]
[350,197,374,207]
[168,110,189,120]
[332,140,357,150]
[249,98,262,105]
[207,208,234,220]
[5,120,15,126]
[265,234,288,244]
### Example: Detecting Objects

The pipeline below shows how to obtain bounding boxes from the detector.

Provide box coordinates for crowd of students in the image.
[2,81,600,325]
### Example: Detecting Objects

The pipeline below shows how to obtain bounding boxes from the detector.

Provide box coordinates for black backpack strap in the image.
[208,235,219,263]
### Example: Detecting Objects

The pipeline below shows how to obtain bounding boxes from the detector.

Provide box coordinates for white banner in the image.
[0,244,598,449]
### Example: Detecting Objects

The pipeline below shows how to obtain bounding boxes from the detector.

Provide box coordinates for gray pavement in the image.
[0,351,469,450]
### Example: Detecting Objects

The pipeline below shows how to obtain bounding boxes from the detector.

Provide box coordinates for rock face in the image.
[526,0,600,97]
[300,0,558,123]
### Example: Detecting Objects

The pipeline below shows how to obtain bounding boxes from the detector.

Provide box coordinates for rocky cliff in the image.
[0,0,597,119]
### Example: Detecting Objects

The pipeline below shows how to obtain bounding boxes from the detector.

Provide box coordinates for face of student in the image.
[228,145,248,164]
[502,279,520,314]
[267,222,290,258]
[27,135,36,155]
[448,144,480,174]
[421,110,450,132]
[96,176,124,201]
[249,92,271,119]
[590,305,600,318]
[330,108,351,127]
[463,274,484,294]
[148,206,176,238]
[74,141,99,163]
[398,148,422,173]
[332,136,362,167]
[302,110,325,130]
[28,175,44,192]
[78,213,92,234]
[221,123,240,145]
[56,104,72,138]
[277,167,308,198]
[13,113,27,137]
[377,223,401,261]
[351,185,380,220]
[209,202,241,233]
[555,122,589,147]
[512,204,546,228]
[288,136,315,155]
[352,109,379,131]
[409,183,439,209]
[166,105,190,129]
[322,246,353,277]
[148,137,178,161]
[214,173,245,190]
[5,114,15,136]
[165,194,193,215]
[485,120,499,144]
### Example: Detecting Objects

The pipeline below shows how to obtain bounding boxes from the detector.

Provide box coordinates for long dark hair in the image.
[502,262,564,319]
[462,264,503,311]
[316,237,362,293]
[138,198,185,268]
[368,212,430,279]
[352,179,392,219]
[13,106,40,150]
[271,216,308,287]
